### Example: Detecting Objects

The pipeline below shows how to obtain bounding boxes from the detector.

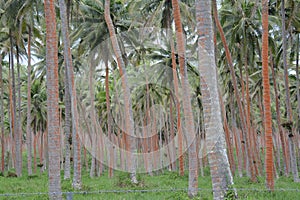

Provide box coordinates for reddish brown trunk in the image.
[219,90,235,175]
[44,0,62,197]
[262,0,274,190]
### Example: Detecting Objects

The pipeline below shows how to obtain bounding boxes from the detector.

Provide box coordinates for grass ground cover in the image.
[0,168,299,199]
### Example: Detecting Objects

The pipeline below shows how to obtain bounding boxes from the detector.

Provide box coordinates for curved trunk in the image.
[171,0,198,197]
[59,0,82,188]
[104,0,137,183]
[196,0,236,199]
[270,54,289,176]
[44,0,62,198]
[262,0,274,190]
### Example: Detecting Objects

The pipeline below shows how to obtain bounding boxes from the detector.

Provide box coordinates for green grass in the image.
[0,168,299,200]
[0,153,299,199]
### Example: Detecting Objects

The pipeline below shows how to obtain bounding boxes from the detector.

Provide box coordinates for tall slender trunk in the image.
[270,54,289,176]
[219,89,235,175]
[281,0,293,121]
[171,0,198,197]
[165,0,179,172]
[8,62,15,170]
[89,57,97,178]
[16,44,22,177]
[295,34,300,173]
[104,0,137,183]
[105,60,113,178]
[44,0,62,199]
[0,54,4,173]
[262,0,274,190]
[63,0,72,181]
[59,0,82,188]
[196,0,236,199]
[33,120,37,174]
[9,29,20,176]
[26,26,33,176]
[63,60,71,180]
[212,0,253,181]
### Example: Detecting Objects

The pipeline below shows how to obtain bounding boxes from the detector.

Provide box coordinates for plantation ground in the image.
[0,167,299,200]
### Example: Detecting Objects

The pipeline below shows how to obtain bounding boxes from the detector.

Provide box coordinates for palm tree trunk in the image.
[105,60,114,178]
[165,1,180,172]
[196,0,236,199]
[219,89,235,175]
[63,0,72,182]
[58,0,82,188]
[262,0,274,190]
[270,54,289,176]
[295,34,300,172]
[89,57,97,178]
[8,64,15,170]
[33,121,37,174]
[9,29,20,176]
[44,0,62,198]
[63,58,71,180]
[26,26,33,176]
[0,54,4,173]
[16,44,22,177]
[171,0,198,197]
[104,0,137,183]
[281,0,293,121]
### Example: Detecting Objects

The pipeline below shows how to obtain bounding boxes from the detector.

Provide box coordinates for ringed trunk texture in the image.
[58,0,82,188]
[171,0,198,197]
[44,0,62,198]
[196,0,236,199]
[262,0,274,190]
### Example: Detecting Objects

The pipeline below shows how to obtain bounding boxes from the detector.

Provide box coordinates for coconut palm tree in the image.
[0,53,4,173]
[58,0,82,188]
[104,0,137,183]
[196,0,236,199]
[171,0,198,197]
[44,0,62,198]
[262,0,274,191]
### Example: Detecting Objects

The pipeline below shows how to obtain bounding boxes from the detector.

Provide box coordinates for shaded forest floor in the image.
[0,154,299,199]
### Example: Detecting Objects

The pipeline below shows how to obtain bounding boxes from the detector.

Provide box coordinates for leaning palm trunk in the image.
[270,54,289,176]
[212,0,256,181]
[44,0,62,199]
[171,0,198,197]
[196,0,236,199]
[104,0,137,183]
[58,0,82,188]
